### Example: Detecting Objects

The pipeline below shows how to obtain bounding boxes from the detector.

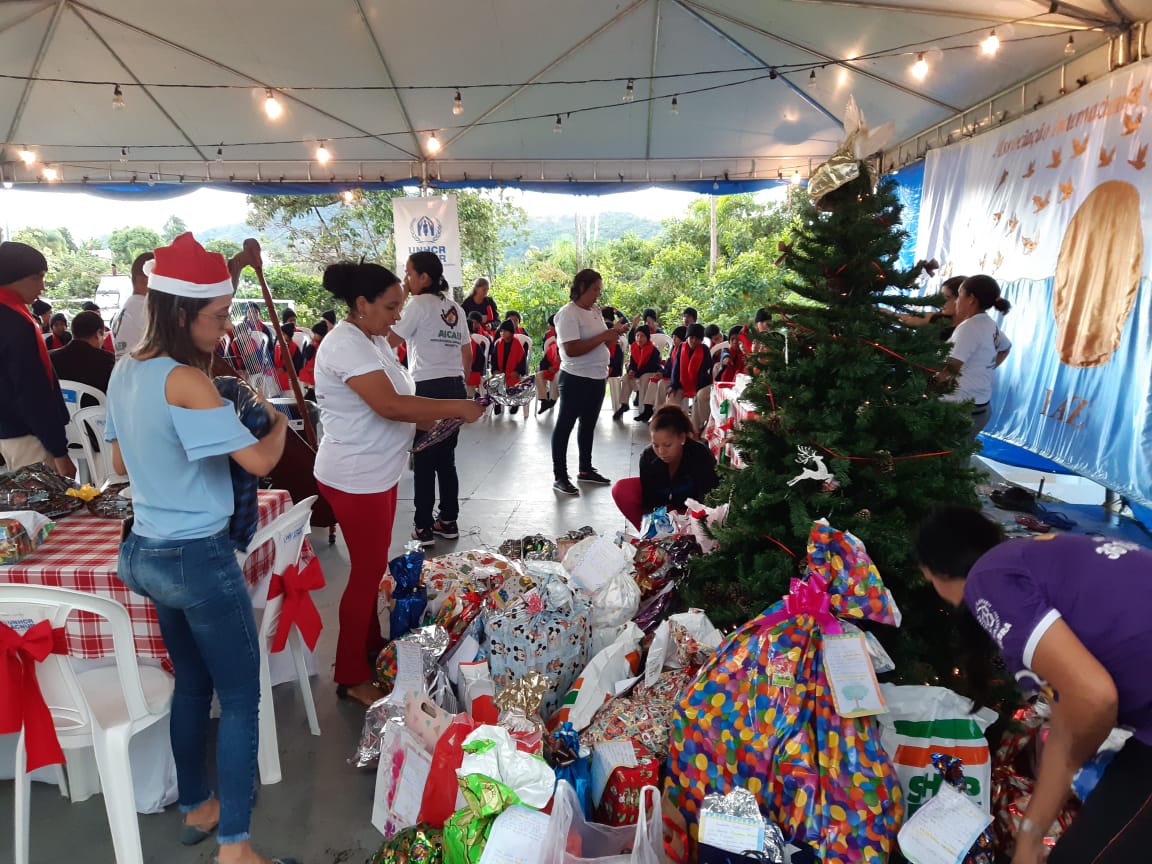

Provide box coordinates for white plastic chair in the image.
[650,332,672,357]
[236,495,320,785]
[57,380,106,484]
[607,334,628,411]
[72,406,127,489]
[513,332,532,365]
[1,583,173,864]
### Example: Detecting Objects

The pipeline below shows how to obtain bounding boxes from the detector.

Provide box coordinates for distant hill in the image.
[198,223,252,245]
[503,211,663,261]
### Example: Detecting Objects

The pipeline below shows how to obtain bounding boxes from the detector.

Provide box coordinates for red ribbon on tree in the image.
[0,619,69,772]
[266,557,326,653]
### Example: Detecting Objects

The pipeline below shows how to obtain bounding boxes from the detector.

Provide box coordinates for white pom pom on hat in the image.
[146,232,233,299]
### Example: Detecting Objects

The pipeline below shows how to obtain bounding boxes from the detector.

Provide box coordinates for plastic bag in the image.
[541,780,662,864]
[459,725,556,809]
[588,567,641,656]
[877,684,997,815]
[551,622,644,732]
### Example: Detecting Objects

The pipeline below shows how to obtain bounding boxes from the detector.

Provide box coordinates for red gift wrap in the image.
[594,740,661,827]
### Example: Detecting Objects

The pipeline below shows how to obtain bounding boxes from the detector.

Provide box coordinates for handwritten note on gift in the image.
[898,784,993,864]
[823,632,886,718]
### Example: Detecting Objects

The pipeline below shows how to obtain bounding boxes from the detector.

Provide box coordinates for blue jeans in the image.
[118,528,260,844]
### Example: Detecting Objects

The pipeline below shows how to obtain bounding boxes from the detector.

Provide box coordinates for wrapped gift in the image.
[371,824,444,864]
[443,774,523,864]
[581,668,693,759]
[931,754,994,864]
[665,522,904,864]
[425,549,519,644]
[594,739,661,827]
[0,511,53,564]
[990,705,1079,857]
[480,569,590,719]
[389,542,428,640]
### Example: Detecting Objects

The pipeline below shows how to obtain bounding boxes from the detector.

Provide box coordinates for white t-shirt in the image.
[944,313,1012,406]
[555,301,610,379]
[390,292,467,382]
[111,293,148,361]
[313,321,415,494]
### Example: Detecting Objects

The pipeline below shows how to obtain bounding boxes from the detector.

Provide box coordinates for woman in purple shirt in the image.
[916,506,1152,864]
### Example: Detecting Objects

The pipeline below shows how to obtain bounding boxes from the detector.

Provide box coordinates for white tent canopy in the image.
[0,0,1147,190]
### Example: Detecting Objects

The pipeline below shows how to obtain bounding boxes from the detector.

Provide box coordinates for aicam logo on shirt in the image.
[436,302,462,343]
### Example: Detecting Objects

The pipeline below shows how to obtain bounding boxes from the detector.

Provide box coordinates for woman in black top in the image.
[461,277,499,329]
[611,405,719,530]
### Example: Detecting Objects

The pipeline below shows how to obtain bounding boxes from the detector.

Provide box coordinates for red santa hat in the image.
[145,232,233,299]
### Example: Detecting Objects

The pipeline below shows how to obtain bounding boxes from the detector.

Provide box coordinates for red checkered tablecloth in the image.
[0,489,318,664]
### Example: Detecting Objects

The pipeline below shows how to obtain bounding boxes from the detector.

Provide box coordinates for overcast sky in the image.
[0,185,716,244]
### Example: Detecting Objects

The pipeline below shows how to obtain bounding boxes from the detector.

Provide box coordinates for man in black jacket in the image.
[50,310,115,398]
[0,242,75,475]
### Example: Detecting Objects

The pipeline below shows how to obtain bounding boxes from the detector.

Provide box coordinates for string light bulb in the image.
[808,69,816,86]
[623,79,635,102]
[120,146,128,163]
[41,166,58,182]
[670,95,679,115]
[215,144,224,163]
[452,89,463,116]
[553,114,562,134]
[790,169,802,185]
[426,131,441,153]
[911,53,929,80]
[981,30,999,56]
[112,84,124,110]
[1064,35,1076,55]
[342,189,356,204]
[18,148,36,165]
[315,141,331,163]
[263,88,282,119]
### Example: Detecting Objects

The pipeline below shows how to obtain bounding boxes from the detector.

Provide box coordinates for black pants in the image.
[1049,737,1152,864]
[551,371,606,481]
[413,375,466,529]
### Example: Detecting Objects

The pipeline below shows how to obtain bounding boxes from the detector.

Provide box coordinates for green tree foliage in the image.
[684,169,981,689]
[232,263,328,323]
[246,189,526,283]
[12,226,76,256]
[205,238,242,259]
[108,226,162,271]
[44,249,107,299]
[162,215,188,243]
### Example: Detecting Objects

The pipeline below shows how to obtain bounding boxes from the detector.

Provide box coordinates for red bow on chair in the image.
[0,620,68,772]
[267,557,326,653]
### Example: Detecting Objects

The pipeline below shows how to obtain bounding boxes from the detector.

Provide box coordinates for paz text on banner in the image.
[393,195,462,288]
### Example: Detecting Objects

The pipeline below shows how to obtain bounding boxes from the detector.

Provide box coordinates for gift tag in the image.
[565,534,630,593]
[372,725,432,837]
[770,652,796,688]
[897,784,993,864]
[698,811,766,855]
[823,633,886,718]
[590,740,638,807]
[478,805,550,864]
[388,641,427,704]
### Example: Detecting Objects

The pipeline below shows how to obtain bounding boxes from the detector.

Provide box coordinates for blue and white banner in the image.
[393,194,462,287]
[916,59,1152,507]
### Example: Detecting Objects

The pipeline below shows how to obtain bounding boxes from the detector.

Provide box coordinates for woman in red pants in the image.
[612,405,719,531]
[312,262,483,706]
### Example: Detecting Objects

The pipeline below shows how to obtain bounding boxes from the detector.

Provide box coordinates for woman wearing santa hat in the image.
[106,233,297,864]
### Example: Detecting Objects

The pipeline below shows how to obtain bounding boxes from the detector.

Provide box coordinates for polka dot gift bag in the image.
[665,521,904,864]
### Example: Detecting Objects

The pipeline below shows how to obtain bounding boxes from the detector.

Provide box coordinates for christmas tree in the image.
[685,160,982,685]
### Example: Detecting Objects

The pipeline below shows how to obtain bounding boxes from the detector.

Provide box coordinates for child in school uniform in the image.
[491,319,529,415]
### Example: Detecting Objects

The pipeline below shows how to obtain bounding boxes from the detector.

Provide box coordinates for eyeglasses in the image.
[198,310,232,323]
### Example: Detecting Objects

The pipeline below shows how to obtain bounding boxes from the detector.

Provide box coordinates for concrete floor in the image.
[3,398,651,864]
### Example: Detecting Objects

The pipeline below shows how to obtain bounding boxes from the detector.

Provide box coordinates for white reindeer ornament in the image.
[787,445,834,487]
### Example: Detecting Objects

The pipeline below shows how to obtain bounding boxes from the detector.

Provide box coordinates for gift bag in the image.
[481,571,591,719]
[666,522,904,864]
[389,543,428,640]
[878,685,997,815]
[593,739,661,827]
[541,780,663,864]
[550,622,643,732]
